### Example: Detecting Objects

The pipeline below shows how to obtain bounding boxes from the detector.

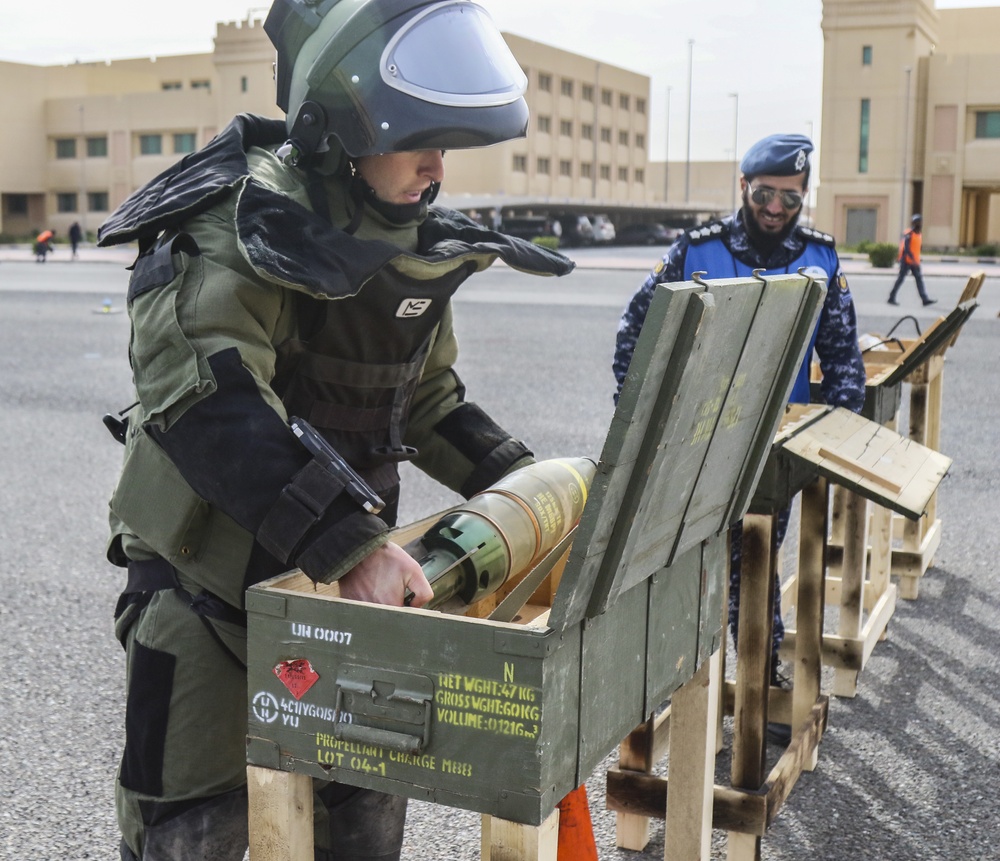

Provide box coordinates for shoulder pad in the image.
[686,220,727,245]
[795,225,836,247]
[98,114,286,248]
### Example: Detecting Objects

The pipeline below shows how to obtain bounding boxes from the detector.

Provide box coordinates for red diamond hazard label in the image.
[273,659,320,700]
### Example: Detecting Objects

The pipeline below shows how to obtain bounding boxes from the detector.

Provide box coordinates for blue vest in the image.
[684,236,838,404]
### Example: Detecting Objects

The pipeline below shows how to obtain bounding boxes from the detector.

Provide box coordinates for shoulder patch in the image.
[128,232,201,303]
[796,225,836,247]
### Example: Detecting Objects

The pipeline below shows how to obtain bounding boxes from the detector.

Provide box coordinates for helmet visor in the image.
[382,2,527,108]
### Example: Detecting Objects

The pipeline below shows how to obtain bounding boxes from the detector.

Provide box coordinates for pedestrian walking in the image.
[889,214,936,306]
[34,229,55,262]
[69,221,83,259]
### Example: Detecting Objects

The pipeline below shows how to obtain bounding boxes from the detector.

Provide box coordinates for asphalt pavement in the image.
[0,247,997,860]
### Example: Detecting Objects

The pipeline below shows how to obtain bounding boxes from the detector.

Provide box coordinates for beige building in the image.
[818,0,1000,248]
[0,15,673,240]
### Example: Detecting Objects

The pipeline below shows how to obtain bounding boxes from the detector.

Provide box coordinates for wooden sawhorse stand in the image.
[607,482,829,861]
[782,480,897,699]
[247,765,565,861]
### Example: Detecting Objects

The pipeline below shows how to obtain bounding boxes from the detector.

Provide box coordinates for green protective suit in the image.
[98,114,574,859]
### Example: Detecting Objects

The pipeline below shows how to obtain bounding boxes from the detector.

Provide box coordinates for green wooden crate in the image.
[246,271,826,825]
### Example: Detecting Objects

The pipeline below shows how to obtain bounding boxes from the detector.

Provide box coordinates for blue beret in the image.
[740,134,813,178]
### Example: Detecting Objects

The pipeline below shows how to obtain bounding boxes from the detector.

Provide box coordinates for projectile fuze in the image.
[416,458,596,608]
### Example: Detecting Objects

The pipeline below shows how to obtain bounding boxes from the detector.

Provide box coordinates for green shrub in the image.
[973,242,999,257]
[855,240,874,254]
[532,236,560,250]
[867,242,898,268]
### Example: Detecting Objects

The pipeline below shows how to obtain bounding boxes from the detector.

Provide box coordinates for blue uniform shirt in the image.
[613,212,866,413]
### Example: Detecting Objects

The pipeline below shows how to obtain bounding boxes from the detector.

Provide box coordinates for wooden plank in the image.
[481,810,559,861]
[817,447,901,493]
[731,515,773,791]
[833,491,868,698]
[665,651,720,861]
[794,477,826,770]
[615,718,654,850]
[247,766,314,861]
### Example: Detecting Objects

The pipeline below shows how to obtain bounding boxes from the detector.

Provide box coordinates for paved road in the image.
[0,251,996,859]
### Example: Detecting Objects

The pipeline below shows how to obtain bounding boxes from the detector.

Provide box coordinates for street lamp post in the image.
[664,85,672,203]
[685,39,693,204]
[78,104,87,237]
[729,92,739,212]
[899,66,912,238]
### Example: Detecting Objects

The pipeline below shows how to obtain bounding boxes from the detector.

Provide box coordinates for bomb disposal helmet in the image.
[264,0,529,162]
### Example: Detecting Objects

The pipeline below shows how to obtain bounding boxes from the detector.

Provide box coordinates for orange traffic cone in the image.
[556,784,598,860]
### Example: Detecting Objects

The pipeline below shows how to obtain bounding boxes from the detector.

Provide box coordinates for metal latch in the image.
[333,665,433,754]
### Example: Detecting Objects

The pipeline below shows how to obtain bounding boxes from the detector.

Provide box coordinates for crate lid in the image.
[868,299,978,386]
[776,406,951,518]
[548,271,826,631]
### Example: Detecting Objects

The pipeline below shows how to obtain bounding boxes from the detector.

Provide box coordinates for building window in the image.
[537,73,552,92]
[513,154,527,172]
[537,115,551,134]
[581,163,593,179]
[191,79,211,90]
[140,134,163,155]
[87,191,109,212]
[582,83,594,102]
[55,138,76,159]
[974,111,1000,138]
[862,45,873,66]
[858,98,870,173]
[635,133,646,149]
[86,136,108,157]
[537,157,551,175]
[618,130,630,146]
[560,120,573,137]
[56,192,78,213]
[618,166,629,181]
[601,89,612,106]
[636,97,647,115]
[161,81,182,90]
[7,194,28,215]
[560,78,574,97]
[241,76,249,93]
[559,160,572,177]
[600,164,611,180]
[600,127,612,143]
[581,123,593,140]
[635,168,645,183]
[619,93,630,110]
[174,133,197,154]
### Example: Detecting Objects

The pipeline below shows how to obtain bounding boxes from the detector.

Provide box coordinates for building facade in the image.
[0,15,664,240]
[818,0,1000,248]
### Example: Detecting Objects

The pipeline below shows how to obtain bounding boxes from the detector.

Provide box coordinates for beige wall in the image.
[0,17,654,238]
[819,0,1000,248]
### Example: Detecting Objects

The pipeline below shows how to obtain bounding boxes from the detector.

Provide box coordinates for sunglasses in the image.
[747,183,805,210]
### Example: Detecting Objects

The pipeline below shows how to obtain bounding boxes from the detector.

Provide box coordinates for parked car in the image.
[615,223,681,246]
[501,216,562,242]
[589,214,616,245]
[552,213,595,247]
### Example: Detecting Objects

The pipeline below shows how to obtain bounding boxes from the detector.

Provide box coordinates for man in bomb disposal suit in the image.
[97,2,573,858]
[613,134,866,743]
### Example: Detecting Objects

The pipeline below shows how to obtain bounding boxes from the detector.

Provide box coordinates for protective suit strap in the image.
[257,459,347,562]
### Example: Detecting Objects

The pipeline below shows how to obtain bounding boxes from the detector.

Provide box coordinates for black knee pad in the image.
[139,787,248,861]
